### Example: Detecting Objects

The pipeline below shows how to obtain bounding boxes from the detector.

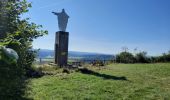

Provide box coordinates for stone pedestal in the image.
[54,31,69,66]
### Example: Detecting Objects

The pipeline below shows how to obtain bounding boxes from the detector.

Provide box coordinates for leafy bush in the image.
[115,50,170,63]
[0,0,48,72]
[156,52,170,62]
[135,51,150,63]
[116,52,135,63]
[0,47,25,99]
[0,0,47,99]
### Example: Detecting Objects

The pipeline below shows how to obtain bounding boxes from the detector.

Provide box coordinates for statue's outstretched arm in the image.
[52,12,59,15]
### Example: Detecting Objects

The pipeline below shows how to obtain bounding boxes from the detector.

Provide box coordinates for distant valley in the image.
[37,49,114,60]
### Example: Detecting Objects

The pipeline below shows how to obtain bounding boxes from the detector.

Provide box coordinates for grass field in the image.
[24,63,170,100]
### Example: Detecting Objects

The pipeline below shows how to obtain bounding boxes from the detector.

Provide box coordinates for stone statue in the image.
[52,9,69,32]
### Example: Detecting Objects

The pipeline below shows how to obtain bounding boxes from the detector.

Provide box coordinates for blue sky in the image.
[24,0,170,55]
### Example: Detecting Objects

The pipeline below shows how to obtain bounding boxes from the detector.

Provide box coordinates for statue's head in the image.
[62,9,65,13]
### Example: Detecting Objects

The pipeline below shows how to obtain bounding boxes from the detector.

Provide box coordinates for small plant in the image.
[63,68,70,74]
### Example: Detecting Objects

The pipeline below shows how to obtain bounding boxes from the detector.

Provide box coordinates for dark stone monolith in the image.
[54,31,69,67]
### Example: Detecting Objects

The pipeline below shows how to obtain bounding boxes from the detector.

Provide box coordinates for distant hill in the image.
[37,49,114,60]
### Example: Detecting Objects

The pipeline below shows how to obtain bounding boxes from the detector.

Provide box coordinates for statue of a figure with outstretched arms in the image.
[52,9,69,32]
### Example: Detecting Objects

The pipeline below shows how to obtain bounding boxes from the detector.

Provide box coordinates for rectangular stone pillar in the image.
[55,31,69,66]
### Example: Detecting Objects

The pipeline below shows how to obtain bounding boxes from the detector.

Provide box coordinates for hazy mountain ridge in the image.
[37,49,114,60]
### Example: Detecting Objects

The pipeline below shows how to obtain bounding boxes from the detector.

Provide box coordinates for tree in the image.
[0,0,8,38]
[135,51,149,63]
[158,52,170,62]
[0,0,48,98]
[1,0,48,70]
[121,46,129,52]
[116,52,135,63]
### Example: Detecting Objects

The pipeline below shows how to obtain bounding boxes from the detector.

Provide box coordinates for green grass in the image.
[24,63,170,100]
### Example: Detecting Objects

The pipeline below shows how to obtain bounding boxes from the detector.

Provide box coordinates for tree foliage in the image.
[115,50,170,63]
[0,0,47,98]
[116,52,135,63]
[135,51,149,63]
[0,0,48,69]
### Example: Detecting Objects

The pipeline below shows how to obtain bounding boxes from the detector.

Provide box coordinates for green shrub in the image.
[135,51,150,63]
[116,52,135,63]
